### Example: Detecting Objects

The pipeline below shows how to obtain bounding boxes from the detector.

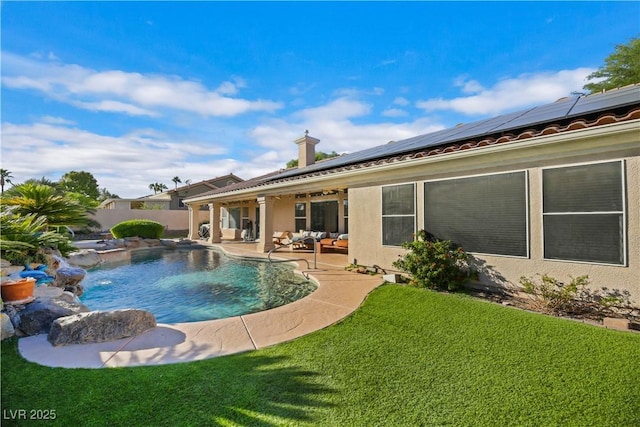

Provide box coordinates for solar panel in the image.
[491,96,579,132]
[272,85,639,181]
[569,86,640,116]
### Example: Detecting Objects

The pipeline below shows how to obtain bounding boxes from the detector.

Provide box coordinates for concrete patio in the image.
[18,241,384,368]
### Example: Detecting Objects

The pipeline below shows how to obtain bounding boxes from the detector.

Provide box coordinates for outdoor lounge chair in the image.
[272,231,291,246]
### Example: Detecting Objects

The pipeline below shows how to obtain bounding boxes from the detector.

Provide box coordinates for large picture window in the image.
[543,161,625,265]
[424,171,528,257]
[382,184,415,246]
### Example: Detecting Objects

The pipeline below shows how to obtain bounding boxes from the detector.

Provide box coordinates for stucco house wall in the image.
[349,124,639,298]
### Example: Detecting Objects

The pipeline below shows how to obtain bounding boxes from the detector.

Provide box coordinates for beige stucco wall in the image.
[349,123,640,303]
[91,209,209,231]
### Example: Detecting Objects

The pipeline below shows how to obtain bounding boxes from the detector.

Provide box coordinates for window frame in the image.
[381,182,416,247]
[541,159,627,266]
[294,202,307,232]
[423,170,530,258]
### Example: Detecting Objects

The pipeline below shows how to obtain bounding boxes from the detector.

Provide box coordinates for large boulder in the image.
[48,309,157,346]
[1,313,15,340]
[17,294,90,336]
[67,250,102,269]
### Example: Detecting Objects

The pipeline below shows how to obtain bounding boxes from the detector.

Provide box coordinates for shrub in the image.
[392,230,474,291]
[110,219,164,239]
[0,206,73,265]
[520,274,636,318]
[520,274,587,315]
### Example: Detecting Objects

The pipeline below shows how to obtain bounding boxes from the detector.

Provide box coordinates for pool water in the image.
[80,247,316,323]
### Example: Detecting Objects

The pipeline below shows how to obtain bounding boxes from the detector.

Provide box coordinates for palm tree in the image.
[0,169,14,194]
[172,176,182,189]
[148,182,168,194]
[1,183,94,229]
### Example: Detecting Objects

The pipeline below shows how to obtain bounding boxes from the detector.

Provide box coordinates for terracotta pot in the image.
[1,277,36,304]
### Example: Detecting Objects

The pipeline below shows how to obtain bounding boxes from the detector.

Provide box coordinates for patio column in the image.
[208,202,222,243]
[187,203,201,240]
[256,195,275,252]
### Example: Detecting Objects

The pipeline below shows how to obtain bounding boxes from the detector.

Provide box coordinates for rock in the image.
[48,309,157,346]
[67,250,102,269]
[143,238,161,247]
[160,239,178,248]
[1,259,11,268]
[1,313,15,340]
[4,305,21,331]
[1,266,25,277]
[52,265,86,296]
[17,296,90,336]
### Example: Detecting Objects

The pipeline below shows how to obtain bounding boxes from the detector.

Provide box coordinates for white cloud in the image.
[0,121,233,198]
[250,97,444,157]
[382,108,408,118]
[1,52,283,118]
[393,97,410,106]
[417,68,595,116]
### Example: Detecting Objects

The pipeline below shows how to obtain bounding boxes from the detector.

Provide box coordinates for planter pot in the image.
[1,277,36,304]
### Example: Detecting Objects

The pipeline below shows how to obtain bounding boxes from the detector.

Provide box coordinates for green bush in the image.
[392,230,474,291]
[110,219,164,239]
[520,274,635,318]
[0,206,74,265]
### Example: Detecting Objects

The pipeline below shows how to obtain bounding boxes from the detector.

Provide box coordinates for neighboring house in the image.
[184,85,640,302]
[94,174,243,231]
[98,174,244,210]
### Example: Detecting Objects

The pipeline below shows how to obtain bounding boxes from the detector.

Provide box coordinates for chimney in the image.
[294,130,320,168]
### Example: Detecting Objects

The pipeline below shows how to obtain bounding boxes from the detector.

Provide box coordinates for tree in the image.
[583,36,640,93]
[286,151,341,168]
[58,171,100,200]
[172,176,182,189]
[1,183,95,229]
[148,182,168,194]
[98,187,120,202]
[0,169,14,193]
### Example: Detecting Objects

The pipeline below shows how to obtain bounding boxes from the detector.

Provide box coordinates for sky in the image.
[1,1,639,198]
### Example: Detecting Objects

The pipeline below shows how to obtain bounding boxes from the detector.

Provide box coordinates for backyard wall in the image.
[91,209,210,232]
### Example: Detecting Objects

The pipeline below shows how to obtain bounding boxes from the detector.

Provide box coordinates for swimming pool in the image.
[79,247,316,323]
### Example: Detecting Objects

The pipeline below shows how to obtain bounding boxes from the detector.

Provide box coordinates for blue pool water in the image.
[80,247,316,323]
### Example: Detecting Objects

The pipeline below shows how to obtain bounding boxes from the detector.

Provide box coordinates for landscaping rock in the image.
[48,309,157,346]
[143,239,161,247]
[1,313,15,340]
[52,265,86,296]
[17,295,90,336]
[67,250,102,269]
[160,239,178,248]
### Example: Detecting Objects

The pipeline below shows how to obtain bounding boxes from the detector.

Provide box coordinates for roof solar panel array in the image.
[273,85,639,181]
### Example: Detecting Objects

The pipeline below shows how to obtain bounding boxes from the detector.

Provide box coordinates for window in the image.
[424,171,528,257]
[294,202,306,232]
[343,199,349,233]
[543,161,625,265]
[382,184,415,246]
[222,207,241,229]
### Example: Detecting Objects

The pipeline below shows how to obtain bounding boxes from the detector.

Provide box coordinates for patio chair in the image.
[272,231,291,246]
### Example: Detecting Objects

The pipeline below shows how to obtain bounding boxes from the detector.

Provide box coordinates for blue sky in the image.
[2,1,638,198]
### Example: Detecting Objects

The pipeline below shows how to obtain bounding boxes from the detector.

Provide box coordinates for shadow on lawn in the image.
[206,354,337,426]
[2,338,337,426]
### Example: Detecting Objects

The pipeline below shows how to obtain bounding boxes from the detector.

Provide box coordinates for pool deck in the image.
[18,242,384,368]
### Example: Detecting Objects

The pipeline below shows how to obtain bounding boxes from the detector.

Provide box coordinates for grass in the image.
[2,285,639,426]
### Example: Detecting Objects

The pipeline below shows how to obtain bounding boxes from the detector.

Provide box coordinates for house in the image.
[98,174,244,211]
[94,174,244,231]
[184,85,640,303]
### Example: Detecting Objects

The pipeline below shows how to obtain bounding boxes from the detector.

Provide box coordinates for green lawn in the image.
[2,285,639,426]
